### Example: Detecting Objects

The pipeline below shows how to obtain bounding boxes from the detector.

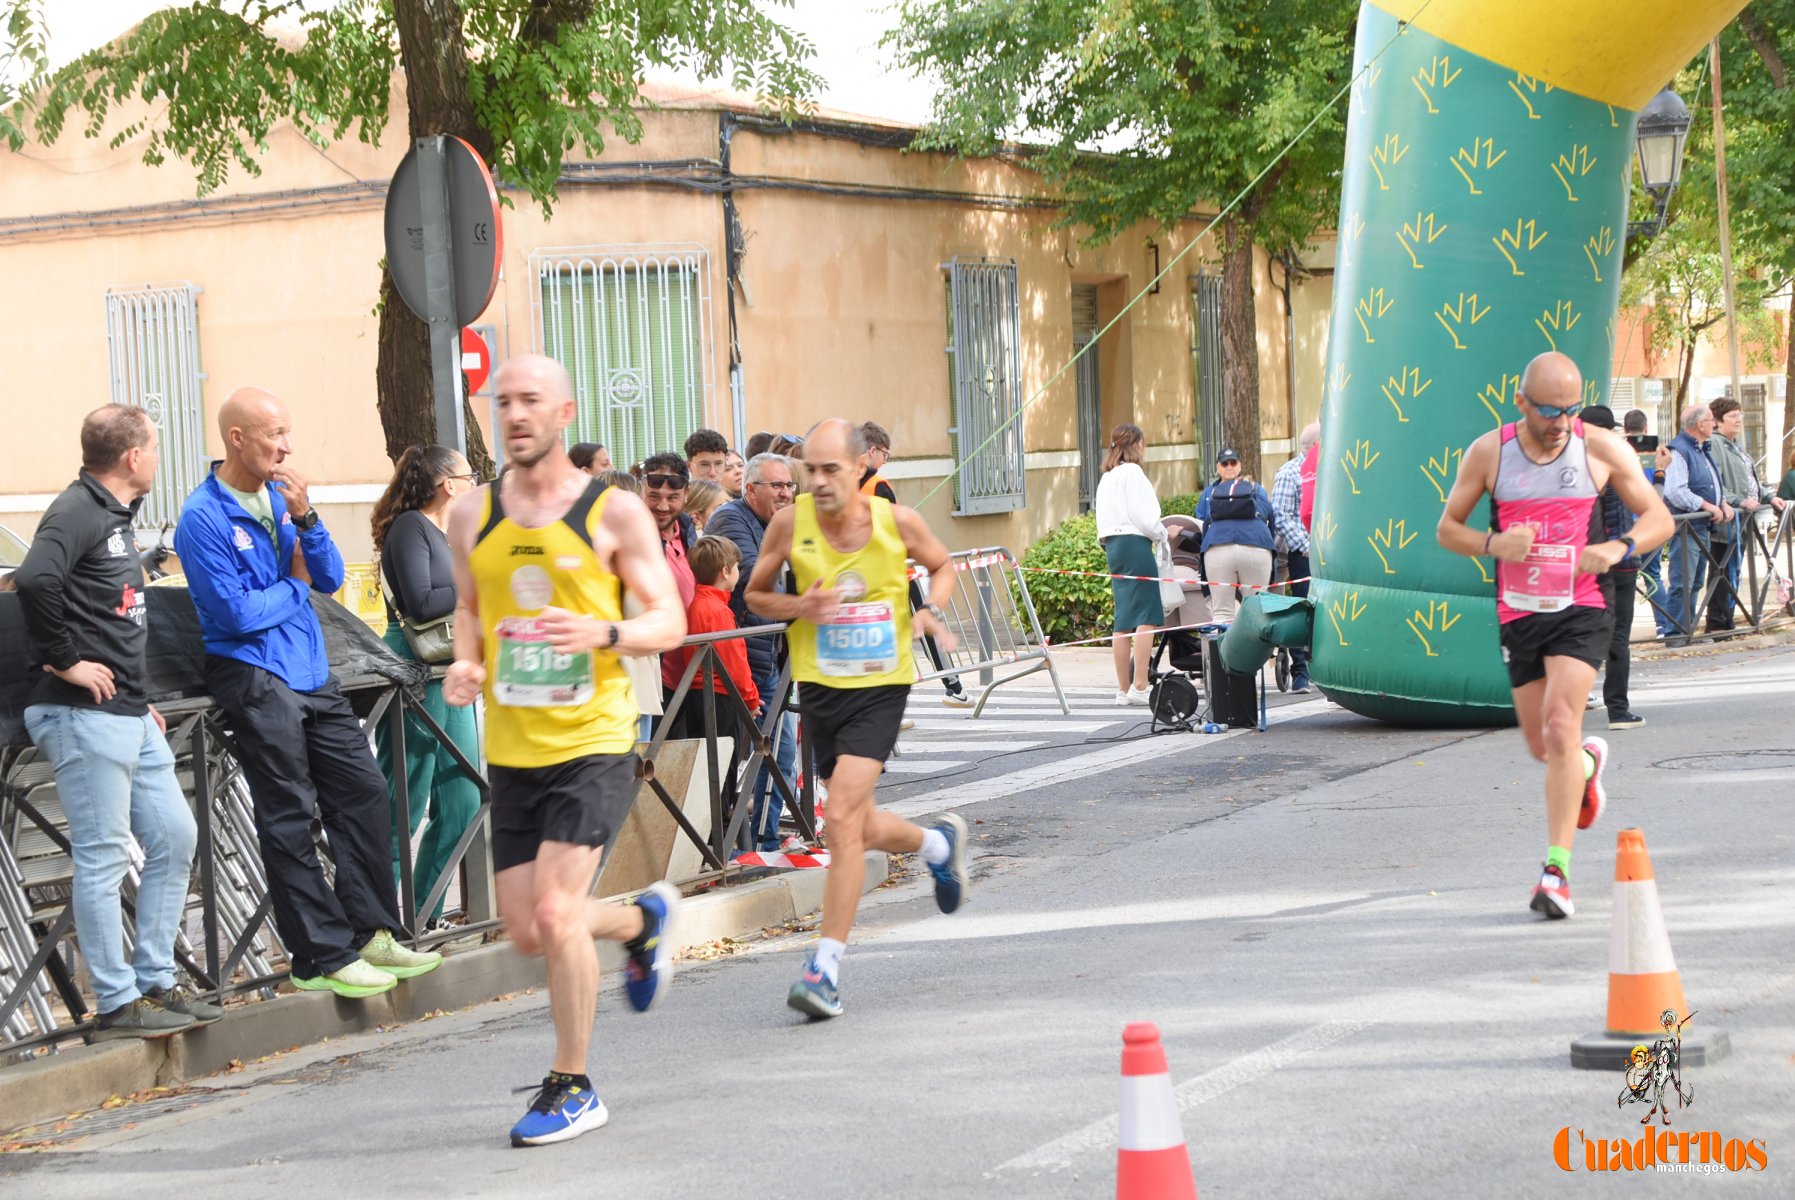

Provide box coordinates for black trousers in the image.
[206,657,408,978]
[1705,532,1737,632]
[1601,570,1636,714]
[1285,552,1311,672]
[908,578,964,696]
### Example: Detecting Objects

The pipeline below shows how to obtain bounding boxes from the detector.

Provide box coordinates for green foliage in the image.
[884,0,1356,250]
[1,0,820,211]
[1160,492,1200,518]
[1015,510,1113,644]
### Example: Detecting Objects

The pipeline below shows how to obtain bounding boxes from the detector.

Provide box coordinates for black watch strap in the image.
[294,508,321,532]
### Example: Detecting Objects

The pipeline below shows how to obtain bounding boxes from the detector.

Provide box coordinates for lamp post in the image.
[1627,86,1691,239]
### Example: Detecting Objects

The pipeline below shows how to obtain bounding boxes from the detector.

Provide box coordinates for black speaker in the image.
[1201,631,1258,728]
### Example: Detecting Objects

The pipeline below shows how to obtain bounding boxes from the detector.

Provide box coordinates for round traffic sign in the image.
[461,327,493,393]
[383,136,503,326]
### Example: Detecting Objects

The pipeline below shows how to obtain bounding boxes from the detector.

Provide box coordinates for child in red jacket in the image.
[686,535,762,723]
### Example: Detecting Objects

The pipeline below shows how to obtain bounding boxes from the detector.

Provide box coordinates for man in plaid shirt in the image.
[1270,422,1320,693]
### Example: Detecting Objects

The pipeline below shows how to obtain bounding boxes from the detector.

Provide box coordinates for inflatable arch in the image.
[1308,0,1749,725]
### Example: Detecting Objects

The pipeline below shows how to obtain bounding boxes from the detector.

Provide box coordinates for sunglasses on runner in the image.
[1530,402,1584,420]
[644,473,687,490]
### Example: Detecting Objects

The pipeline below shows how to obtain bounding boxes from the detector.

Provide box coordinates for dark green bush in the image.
[1160,492,1201,518]
[1015,510,1112,644]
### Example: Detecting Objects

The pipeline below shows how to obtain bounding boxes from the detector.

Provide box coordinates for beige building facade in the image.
[0,83,1336,564]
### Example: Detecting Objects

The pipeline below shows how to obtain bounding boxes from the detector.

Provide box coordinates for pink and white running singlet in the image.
[1490,420,1605,624]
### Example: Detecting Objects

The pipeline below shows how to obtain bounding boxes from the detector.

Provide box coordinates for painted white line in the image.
[899,719,1117,734]
[886,698,1332,820]
[882,759,969,775]
[994,1019,1378,1174]
[892,740,1048,754]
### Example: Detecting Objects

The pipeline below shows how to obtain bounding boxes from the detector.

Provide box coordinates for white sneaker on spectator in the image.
[1115,690,1131,706]
[1585,688,1600,711]
[1126,686,1152,706]
[776,834,808,854]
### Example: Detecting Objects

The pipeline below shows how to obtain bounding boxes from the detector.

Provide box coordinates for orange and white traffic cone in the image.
[1570,827,1730,1069]
[1116,1022,1198,1200]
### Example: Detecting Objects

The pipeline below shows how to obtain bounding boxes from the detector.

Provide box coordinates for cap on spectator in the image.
[1216,447,1241,463]
[1581,405,1617,430]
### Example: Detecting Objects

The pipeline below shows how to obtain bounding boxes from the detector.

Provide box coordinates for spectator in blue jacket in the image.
[1196,448,1281,624]
[706,452,803,852]
[175,387,439,1000]
[1581,407,1645,729]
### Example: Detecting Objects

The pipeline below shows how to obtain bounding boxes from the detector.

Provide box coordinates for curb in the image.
[0,853,888,1136]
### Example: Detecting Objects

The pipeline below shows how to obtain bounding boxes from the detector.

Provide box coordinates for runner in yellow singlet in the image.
[745,418,969,1019]
[443,354,687,1147]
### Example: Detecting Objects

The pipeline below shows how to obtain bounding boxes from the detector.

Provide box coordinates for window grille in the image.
[530,245,714,469]
[945,257,1025,515]
[104,282,208,530]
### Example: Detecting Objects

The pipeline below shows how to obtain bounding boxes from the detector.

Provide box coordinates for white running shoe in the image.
[1125,686,1152,706]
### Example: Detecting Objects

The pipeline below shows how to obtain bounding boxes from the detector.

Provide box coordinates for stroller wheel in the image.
[1274,648,1291,693]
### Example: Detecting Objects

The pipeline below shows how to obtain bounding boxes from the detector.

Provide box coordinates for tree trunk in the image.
[1677,339,1696,405]
[1784,315,1795,463]
[378,0,495,478]
[1218,214,1264,482]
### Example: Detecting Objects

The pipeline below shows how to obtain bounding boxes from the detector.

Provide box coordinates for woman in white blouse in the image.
[1093,424,1167,704]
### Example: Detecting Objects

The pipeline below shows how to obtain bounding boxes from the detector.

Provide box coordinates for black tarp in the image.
[1,588,428,747]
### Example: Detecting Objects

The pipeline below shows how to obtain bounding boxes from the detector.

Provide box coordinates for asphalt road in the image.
[4,642,1792,1197]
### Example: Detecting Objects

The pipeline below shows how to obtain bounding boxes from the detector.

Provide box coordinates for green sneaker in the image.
[145,984,224,1025]
[292,958,398,999]
[358,928,443,979]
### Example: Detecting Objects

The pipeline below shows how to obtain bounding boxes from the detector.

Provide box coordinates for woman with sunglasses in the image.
[370,445,483,925]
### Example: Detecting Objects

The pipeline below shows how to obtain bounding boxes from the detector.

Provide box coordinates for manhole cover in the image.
[1653,750,1795,772]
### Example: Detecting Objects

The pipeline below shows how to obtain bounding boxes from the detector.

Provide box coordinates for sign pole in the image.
[417,135,468,454]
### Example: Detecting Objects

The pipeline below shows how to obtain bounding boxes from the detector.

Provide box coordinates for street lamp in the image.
[1628,86,1691,239]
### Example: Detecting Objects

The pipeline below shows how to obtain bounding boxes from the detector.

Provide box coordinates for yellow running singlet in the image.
[470,478,634,767]
[788,494,916,689]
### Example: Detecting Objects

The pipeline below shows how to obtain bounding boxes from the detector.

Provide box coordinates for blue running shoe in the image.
[624,881,679,1014]
[509,1075,609,1147]
[786,957,843,1020]
[927,813,969,914]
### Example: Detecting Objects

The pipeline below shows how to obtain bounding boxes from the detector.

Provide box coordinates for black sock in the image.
[624,900,657,953]
[550,1070,592,1091]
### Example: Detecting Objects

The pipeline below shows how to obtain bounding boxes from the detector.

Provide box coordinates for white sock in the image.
[918,827,951,866]
[813,937,846,985]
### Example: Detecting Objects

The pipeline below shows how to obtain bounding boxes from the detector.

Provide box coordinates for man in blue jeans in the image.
[707,452,802,852]
[16,404,220,1039]
[1661,403,1732,637]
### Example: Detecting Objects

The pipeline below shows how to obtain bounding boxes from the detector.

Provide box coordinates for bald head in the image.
[1297,421,1320,452]
[801,417,870,516]
[494,354,574,403]
[217,386,294,485]
[1519,352,1582,407]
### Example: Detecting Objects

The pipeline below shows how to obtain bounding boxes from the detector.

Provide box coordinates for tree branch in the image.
[1739,9,1789,92]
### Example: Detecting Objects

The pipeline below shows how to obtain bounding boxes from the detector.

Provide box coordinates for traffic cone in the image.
[1116,1022,1198,1200]
[1570,828,1730,1070]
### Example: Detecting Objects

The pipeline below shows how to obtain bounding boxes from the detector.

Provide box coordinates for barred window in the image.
[945,257,1025,515]
[104,282,208,530]
[531,244,714,468]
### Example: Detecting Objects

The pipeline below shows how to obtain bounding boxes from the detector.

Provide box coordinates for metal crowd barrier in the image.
[907,546,1070,717]
[1635,505,1795,644]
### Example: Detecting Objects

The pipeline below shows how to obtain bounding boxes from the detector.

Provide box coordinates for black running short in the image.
[488,752,640,872]
[797,682,909,782]
[1498,604,1613,689]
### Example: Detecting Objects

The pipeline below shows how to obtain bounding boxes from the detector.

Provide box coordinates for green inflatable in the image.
[1309,0,1743,725]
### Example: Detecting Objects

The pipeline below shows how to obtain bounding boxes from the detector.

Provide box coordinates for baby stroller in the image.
[1147,516,1210,733]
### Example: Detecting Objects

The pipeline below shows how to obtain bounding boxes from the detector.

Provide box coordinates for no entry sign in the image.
[461,327,493,393]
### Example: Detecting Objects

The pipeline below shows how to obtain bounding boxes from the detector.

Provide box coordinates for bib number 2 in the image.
[1499,542,1577,613]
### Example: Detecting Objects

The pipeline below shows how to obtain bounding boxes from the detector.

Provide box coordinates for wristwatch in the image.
[293,509,321,532]
[924,604,946,622]
[1617,535,1636,556]
[605,622,621,649]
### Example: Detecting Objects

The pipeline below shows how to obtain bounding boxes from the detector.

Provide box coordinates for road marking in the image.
[892,739,1047,754]
[898,718,1117,734]
[994,1019,1377,1174]
[886,698,1333,819]
[882,759,968,775]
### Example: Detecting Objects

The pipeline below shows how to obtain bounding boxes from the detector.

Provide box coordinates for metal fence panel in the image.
[530,244,715,469]
[105,283,207,530]
[946,258,1025,515]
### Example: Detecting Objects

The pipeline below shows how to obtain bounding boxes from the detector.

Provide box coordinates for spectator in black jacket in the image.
[1582,407,1645,730]
[15,405,219,1039]
[371,445,482,923]
[706,452,804,852]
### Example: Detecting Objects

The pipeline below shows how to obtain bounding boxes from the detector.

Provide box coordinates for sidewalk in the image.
[0,853,889,1136]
